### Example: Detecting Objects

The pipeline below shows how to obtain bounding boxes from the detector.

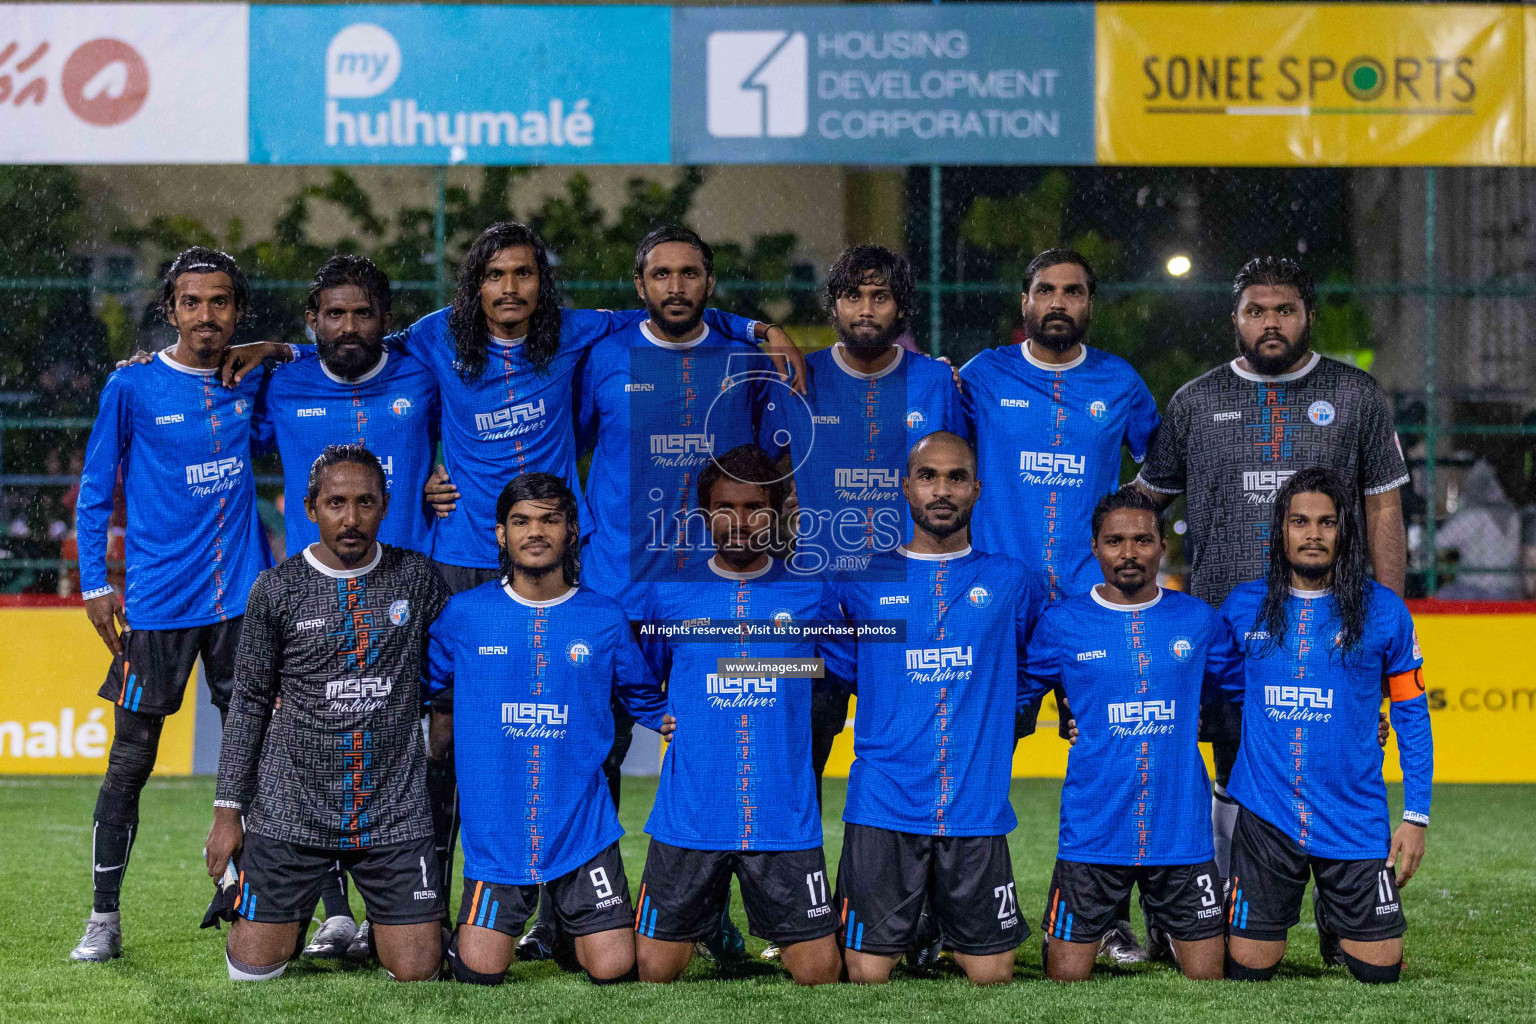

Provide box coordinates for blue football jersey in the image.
[78,352,272,629]
[577,321,780,609]
[834,547,1043,837]
[255,349,439,554]
[640,557,847,851]
[1024,587,1243,865]
[426,583,665,885]
[960,342,1159,601]
[770,345,964,577]
[392,306,760,570]
[1221,581,1433,860]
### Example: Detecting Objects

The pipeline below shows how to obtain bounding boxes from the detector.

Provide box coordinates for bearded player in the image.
[1219,468,1430,984]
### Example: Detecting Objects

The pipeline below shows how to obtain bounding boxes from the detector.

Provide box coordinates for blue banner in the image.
[672,4,1095,165]
[249,4,672,165]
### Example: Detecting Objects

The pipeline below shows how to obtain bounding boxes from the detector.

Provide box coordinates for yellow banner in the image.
[0,609,193,775]
[822,612,1536,783]
[1096,3,1523,165]
[1526,7,1536,165]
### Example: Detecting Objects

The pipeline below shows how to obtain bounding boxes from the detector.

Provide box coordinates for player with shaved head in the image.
[831,431,1044,985]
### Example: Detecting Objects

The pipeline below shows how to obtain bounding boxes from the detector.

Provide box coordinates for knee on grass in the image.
[447,934,505,986]
[1225,957,1280,981]
[1343,951,1401,985]
[227,951,288,982]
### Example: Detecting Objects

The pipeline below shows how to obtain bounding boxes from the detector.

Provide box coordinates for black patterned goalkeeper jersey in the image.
[215,543,449,849]
[1136,353,1408,607]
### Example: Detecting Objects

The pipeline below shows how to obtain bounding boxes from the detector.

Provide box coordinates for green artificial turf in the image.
[2,776,1531,1023]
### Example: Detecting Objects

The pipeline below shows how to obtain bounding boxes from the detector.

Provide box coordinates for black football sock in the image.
[319,862,352,921]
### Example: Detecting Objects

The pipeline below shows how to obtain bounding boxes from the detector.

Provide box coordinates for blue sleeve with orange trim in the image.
[1020,606,1060,711]
[1383,597,1433,825]
[1201,613,1245,707]
[424,598,456,696]
[816,583,856,685]
[1122,371,1161,463]
[77,371,131,599]
[613,618,666,732]
[1015,575,1046,711]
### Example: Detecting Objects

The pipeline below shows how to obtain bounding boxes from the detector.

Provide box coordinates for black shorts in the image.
[1227,807,1407,943]
[458,842,632,939]
[635,840,836,946]
[1043,859,1225,944]
[1198,699,1242,747]
[427,562,503,715]
[1016,687,1072,742]
[810,686,850,736]
[834,823,1026,957]
[99,618,243,717]
[235,832,443,926]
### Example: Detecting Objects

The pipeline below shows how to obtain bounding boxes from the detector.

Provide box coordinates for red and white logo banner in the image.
[0,3,248,163]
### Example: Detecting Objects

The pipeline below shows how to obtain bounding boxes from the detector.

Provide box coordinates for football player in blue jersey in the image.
[72,248,273,962]
[114,255,442,959]
[1024,487,1242,981]
[832,431,1044,986]
[769,245,965,817]
[1220,468,1431,985]
[575,227,796,963]
[429,473,666,986]
[256,255,439,559]
[633,445,845,986]
[960,247,1160,964]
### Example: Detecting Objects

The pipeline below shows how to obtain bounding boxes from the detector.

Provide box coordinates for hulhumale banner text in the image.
[1096,3,1523,166]
[671,4,1096,165]
[247,4,672,165]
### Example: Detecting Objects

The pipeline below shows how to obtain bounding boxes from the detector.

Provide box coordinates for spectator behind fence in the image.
[1434,459,1521,600]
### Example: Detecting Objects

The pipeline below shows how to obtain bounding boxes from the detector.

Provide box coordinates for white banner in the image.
[0,4,248,163]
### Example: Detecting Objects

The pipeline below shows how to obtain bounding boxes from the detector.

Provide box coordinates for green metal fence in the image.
[2,169,1534,598]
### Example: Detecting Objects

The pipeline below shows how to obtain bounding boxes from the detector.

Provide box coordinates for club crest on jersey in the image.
[966,585,992,608]
[905,408,927,430]
[233,399,250,418]
[1308,400,1337,426]
[770,608,794,630]
[1087,399,1108,422]
[389,599,410,626]
[391,397,413,417]
[566,639,592,666]
[1169,637,1193,662]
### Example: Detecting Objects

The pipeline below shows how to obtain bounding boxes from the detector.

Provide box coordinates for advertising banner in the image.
[248,4,672,165]
[0,3,248,164]
[1096,3,1523,166]
[672,4,1096,165]
[0,608,193,776]
[1527,6,1536,166]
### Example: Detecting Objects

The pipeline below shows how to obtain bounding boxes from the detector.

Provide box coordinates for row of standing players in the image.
[67,227,1429,986]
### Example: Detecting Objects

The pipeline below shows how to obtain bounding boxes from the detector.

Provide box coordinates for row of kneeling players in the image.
[199,436,1428,986]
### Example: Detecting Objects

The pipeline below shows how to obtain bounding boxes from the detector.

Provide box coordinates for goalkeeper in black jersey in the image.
[206,445,450,981]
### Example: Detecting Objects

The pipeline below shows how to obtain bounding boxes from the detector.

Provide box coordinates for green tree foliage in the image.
[115,167,805,344]
[0,167,105,411]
